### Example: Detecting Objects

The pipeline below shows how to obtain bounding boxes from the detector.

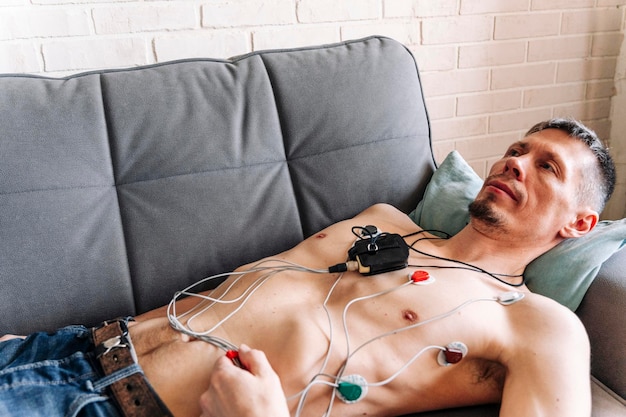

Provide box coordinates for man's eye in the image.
[540,162,554,172]
[507,149,521,157]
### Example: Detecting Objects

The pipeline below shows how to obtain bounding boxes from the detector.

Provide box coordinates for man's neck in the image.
[438,223,562,279]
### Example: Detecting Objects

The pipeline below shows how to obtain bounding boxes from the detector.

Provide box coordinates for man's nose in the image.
[504,156,525,180]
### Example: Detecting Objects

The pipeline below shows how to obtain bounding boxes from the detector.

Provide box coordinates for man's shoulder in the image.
[356,203,404,218]
[521,291,579,317]
[353,203,419,234]
[512,292,589,346]
[499,291,591,415]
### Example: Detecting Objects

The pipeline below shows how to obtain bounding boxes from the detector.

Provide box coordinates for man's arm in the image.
[0,334,25,342]
[500,299,591,417]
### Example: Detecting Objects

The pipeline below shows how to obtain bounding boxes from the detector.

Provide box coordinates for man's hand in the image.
[200,344,290,417]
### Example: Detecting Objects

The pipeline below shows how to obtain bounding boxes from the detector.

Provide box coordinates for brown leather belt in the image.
[92,320,173,417]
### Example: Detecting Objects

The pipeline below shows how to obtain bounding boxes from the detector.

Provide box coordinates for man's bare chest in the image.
[225,267,520,415]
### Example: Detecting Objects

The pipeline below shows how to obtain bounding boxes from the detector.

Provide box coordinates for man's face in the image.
[469,128,596,243]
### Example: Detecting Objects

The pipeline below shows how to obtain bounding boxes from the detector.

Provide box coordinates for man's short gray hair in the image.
[525,118,616,213]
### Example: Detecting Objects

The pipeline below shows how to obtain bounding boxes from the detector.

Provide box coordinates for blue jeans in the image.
[0,326,123,417]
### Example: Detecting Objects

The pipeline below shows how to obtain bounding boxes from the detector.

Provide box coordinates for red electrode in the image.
[410,270,430,283]
[437,342,468,366]
[444,347,464,364]
[226,350,244,369]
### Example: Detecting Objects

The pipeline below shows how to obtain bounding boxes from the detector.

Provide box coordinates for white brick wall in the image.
[0,0,624,218]
[93,5,197,34]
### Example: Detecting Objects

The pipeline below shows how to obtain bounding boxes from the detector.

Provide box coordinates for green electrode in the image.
[336,374,368,403]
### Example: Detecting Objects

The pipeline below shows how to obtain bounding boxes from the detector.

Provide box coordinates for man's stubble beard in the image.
[468,195,505,230]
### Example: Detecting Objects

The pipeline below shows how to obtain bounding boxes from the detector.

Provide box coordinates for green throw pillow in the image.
[409,151,626,311]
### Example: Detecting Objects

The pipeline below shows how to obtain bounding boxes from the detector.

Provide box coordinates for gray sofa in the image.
[0,36,623,416]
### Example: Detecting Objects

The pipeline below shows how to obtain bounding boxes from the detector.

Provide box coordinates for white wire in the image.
[186,269,281,335]
[287,270,353,417]
[291,277,422,417]
[331,293,499,407]
[286,272,346,402]
[166,258,505,417]
[167,259,332,347]
[294,378,339,417]
[340,279,414,355]
[365,345,444,387]
[167,270,258,334]
[287,275,500,417]
[344,296,496,364]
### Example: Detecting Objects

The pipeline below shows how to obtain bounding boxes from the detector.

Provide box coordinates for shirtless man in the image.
[0,118,616,417]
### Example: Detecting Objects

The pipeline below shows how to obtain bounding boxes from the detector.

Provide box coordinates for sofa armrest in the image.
[577,247,626,400]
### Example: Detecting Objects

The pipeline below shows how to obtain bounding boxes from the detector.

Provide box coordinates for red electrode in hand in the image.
[226,350,247,370]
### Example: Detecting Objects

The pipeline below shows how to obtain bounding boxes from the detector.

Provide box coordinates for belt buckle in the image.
[98,335,127,358]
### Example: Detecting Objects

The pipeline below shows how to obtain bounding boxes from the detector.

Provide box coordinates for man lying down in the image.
[0,118,616,417]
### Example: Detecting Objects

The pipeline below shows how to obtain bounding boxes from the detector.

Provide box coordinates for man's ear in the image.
[559,210,599,238]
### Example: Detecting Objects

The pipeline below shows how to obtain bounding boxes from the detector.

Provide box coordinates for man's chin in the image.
[468,199,505,228]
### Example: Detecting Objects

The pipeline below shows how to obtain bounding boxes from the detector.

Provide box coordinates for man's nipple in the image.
[402,309,419,323]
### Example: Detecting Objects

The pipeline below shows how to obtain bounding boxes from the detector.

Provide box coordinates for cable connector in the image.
[328,261,359,274]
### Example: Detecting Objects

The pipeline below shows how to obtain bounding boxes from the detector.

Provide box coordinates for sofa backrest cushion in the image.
[0,36,435,334]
